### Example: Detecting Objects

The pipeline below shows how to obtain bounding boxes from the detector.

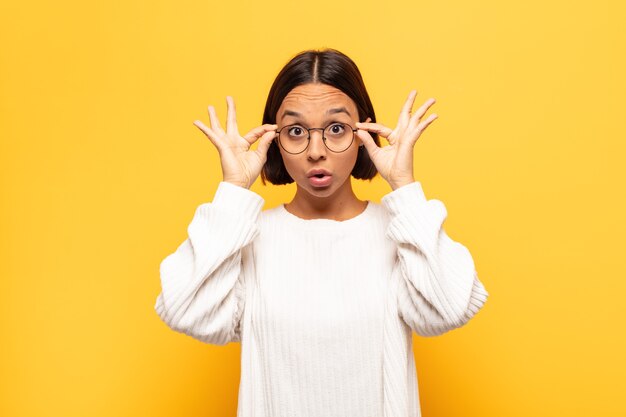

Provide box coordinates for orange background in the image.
[1,1,624,416]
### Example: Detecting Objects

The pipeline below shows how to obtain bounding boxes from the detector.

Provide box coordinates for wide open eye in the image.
[287,125,307,138]
[326,123,346,137]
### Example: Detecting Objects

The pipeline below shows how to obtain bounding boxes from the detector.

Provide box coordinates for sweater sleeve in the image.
[154,181,264,345]
[381,181,489,337]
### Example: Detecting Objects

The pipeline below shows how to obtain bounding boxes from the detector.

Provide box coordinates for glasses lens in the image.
[324,123,354,152]
[278,123,355,153]
[279,125,309,153]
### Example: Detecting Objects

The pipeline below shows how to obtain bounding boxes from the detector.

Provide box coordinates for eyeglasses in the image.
[276,122,358,154]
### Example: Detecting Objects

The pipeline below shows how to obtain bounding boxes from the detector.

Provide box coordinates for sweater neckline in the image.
[278,200,373,226]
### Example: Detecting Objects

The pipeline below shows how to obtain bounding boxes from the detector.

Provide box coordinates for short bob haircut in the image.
[260,48,380,185]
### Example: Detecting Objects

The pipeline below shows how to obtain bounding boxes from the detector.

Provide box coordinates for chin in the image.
[306,185,335,197]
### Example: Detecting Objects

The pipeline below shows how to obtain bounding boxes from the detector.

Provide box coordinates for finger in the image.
[207,105,225,134]
[243,124,278,145]
[407,113,438,146]
[415,113,438,133]
[355,128,380,155]
[355,122,393,138]
[397,90,417,126]
[193,120,222,149]
[226,96,239,135]
[401,90,418,114]
[409,98,436,129]
[255,129,279,158]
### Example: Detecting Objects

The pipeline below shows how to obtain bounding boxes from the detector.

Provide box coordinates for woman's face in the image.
[275,83,362,199]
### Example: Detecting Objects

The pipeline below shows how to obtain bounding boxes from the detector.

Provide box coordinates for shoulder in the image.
[364,200,391,226]
[367,200,387,216]
[260,203,284,219]
[258,204,286,229]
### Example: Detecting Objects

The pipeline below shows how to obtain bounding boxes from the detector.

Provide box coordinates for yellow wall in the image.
[1,1,624,416]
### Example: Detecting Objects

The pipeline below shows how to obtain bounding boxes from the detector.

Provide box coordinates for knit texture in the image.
[155,181,489,417]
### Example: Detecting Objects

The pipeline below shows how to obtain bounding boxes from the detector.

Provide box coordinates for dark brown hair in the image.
[260,48,380,185]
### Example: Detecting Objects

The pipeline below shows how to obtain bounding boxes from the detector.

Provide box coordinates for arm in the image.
[154,181,264,345]
[382,181,489,337]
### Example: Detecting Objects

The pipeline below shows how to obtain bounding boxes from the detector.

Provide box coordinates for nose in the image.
[306,129,327,161]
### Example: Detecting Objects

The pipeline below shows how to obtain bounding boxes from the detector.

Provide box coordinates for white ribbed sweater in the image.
[155,180,489,417]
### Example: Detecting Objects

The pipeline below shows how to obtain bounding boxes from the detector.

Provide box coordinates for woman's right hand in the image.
[193,96,278,189]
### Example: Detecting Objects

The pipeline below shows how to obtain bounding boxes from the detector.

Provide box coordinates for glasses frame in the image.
[275,122,358,154]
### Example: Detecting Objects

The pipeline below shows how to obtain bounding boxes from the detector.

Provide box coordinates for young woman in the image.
[155,48,489,417]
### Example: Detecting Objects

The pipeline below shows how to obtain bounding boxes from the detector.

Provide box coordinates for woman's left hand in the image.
[355,90,438,190]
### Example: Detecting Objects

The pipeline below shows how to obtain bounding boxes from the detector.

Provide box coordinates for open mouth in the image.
[309,173,332,187]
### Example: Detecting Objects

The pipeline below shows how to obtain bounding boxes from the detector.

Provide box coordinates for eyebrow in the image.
[281,107,352,121]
